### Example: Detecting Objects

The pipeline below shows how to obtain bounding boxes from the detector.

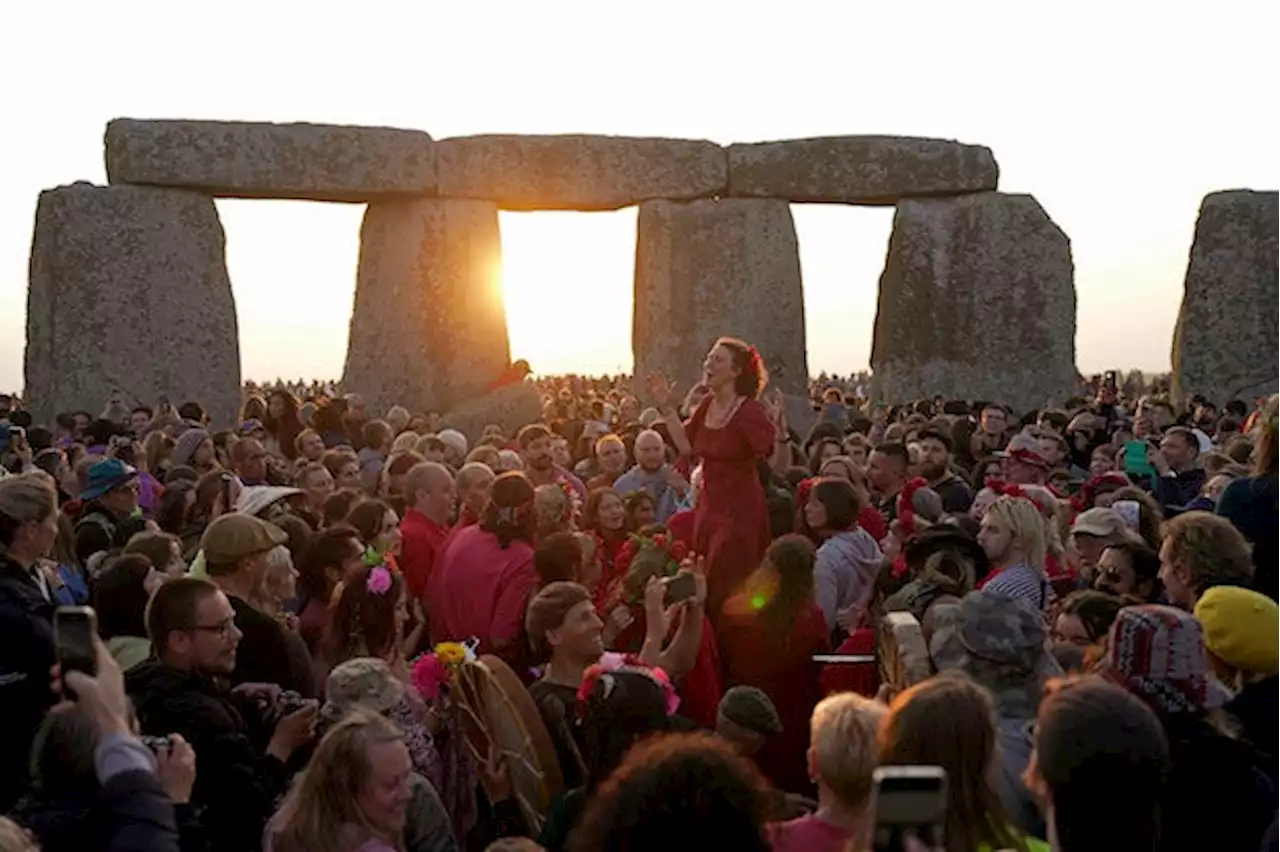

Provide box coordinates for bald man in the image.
[400,461,457,603]
[612,429,689,523]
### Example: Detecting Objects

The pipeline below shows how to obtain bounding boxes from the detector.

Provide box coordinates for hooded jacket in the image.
[813,528,883,631]
[125,661,289,852]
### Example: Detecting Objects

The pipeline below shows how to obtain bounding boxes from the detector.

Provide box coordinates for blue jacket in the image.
[0,552,58,811]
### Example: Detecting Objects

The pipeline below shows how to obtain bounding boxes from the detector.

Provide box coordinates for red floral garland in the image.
[896,476,930,538]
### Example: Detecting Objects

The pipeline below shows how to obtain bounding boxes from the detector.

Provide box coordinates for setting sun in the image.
[499,209,638,377]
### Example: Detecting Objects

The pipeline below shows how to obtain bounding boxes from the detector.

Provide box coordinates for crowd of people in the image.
[0,337,1276,852]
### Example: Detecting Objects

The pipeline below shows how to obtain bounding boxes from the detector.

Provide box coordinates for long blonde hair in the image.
[985,496,1047,575]
[266,711,406,852]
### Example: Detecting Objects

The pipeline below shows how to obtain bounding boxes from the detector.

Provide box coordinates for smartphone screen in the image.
[664,573,697,604]
[1123,440,1154,476]
[55,606,99,685]
[872,766,948,852]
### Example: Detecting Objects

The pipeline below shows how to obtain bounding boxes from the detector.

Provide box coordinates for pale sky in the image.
[2,2,1277,391]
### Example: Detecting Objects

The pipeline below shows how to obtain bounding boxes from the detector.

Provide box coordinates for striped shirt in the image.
[983,563,1054,610]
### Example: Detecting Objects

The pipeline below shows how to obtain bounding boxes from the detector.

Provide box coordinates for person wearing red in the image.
[397,462,456,605]
[650,337,783,620]
[429,472,537,660]
[718,535,830,794]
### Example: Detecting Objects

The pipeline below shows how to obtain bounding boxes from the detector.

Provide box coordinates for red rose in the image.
[670,541,689,561]
[653,534,668,549]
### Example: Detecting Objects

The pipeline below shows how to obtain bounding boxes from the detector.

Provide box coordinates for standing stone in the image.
[105,119,436,202]
[437,135,727,210]
[1171,190,1279,405]
[871,193,1076,413]
[343,200,508,415]
[728,136,998,205]
[25,183,240,427]
[634,199,807,396]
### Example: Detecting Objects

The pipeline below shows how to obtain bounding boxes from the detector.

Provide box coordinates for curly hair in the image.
[567,732,772,852]
[1161,511,1254,595]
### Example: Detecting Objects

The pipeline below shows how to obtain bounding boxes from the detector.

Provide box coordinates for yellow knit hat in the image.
[1194,586,1280,674]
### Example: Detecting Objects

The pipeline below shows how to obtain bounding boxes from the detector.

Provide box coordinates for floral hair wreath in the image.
[575,652,680,718]
[745,345,763,377]
[495,498,534,527]
[557,480,583,523]
[614,530,690,605]
[983,479,1049,515]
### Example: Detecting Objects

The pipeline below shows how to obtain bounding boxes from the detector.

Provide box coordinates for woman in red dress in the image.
[718,535,830,794]
[649,337,783,620]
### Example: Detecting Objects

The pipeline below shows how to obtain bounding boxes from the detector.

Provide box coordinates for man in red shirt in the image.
[398,462,456,604]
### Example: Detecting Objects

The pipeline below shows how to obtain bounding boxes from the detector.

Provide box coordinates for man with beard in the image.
[518,424,587,502]
[612,429,689,523]
[126,578,318,852]
[918,429,973,514]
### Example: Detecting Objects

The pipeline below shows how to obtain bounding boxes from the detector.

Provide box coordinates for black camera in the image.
[278,690,311,716]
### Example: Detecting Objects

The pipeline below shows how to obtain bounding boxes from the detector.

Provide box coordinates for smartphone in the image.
[1123,440,1154,476]
[1103,370,1118,393]
[872,766,948,852]
[55,606,99,689]
[664,573,697,604]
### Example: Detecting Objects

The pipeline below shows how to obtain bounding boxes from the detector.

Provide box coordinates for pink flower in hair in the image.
[366,565,393,596]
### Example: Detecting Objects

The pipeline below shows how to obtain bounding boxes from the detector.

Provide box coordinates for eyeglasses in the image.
[183,617,237,638]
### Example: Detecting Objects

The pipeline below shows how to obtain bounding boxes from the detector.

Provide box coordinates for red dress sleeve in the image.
[737,399,777,459]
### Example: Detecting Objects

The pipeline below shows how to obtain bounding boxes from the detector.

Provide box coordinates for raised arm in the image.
[647,372,694,458]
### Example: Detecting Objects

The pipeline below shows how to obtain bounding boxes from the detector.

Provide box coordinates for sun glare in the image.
[499,209,637,377]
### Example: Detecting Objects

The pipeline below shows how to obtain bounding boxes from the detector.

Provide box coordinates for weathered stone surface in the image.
[634,198,808,395]
[436,135,726,211]
[728,136,998,205]
[442,381,544,444]
[342,199,508,415]
[105,118,435,202]
[25,183,240,427]
[1172,190,1279,405]
[870,193,1076,413]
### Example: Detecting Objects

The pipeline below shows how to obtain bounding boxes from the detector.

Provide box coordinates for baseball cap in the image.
[200,513,287,567]
[1071,507,1129,539]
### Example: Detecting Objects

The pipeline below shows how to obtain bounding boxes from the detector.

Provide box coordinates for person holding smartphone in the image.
[0,474,61,811]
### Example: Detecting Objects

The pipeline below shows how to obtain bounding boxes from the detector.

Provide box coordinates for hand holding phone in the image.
[55,606,99,687]
[664,572,697,604]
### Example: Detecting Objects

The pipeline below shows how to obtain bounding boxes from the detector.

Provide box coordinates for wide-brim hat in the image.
[998,430,1052,470]
[234,485,303,518]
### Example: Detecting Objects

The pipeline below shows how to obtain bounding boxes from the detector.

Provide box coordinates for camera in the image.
[139,735,172,754]
[278,690,311,716]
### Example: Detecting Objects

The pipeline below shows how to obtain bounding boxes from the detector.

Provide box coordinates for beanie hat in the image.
[1194,586,1280,674]
[1101,604,1223,715]
[172,428,210,468]
[717,686,783,736]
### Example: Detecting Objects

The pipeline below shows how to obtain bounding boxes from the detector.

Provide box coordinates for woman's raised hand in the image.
[646,372,676,408]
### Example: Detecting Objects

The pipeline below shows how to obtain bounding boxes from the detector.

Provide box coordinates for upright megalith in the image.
[105,119,436,202]
[436,135,727,211]
[871,193,1076,413]
[343,199,508,415]
[25,183,240,426]
[1171,190,1279,405]
[634,198,807,395]
[728,136,998,205]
